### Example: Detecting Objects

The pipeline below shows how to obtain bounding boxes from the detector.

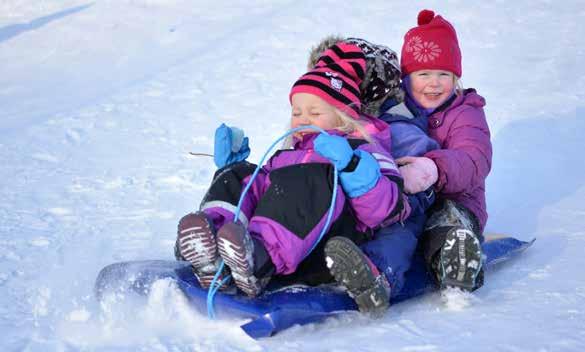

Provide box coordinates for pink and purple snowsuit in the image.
[199,119,410,276]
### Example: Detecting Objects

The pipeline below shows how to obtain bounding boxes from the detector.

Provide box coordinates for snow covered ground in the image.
[1,1,584,350]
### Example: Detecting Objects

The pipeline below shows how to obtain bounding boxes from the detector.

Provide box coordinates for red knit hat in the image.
[290,42,365,119]
[401,9,462,77]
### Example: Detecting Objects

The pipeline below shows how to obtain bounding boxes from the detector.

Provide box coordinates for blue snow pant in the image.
[360,188,434,298]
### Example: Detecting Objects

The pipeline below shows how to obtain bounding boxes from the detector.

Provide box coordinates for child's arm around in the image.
[425,103,492,195]
[314,134,410,230]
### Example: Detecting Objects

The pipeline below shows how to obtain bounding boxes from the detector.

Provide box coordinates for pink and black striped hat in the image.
[290,42,366,119]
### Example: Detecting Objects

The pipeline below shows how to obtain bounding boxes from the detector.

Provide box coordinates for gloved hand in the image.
[396,156,438,194]
[313,133,353,170]
[339,150,381,198]
[214,123,251,168]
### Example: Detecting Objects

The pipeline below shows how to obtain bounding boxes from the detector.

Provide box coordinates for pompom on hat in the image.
[290,42,366,119]
[401,9,462,77]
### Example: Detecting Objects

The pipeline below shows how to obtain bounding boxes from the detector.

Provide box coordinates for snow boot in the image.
[324,236,391,316]
[216,222,272,297]
[433,227,484,291]
[175,212,229,289]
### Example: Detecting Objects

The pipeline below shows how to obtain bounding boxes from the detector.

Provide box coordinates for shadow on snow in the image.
[0,3,93,44]
[487,106,585,237]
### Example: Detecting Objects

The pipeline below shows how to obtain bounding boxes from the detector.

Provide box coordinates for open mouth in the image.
[423,92,444,101]
[293,130,315,139]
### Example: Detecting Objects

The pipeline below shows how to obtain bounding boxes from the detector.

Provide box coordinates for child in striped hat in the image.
[175,42,410,312]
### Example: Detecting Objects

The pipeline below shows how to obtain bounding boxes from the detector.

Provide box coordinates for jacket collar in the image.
[427,88,486,128]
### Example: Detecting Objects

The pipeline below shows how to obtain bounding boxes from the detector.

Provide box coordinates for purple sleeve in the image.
[348,143,411,230]
[425,107,492,194]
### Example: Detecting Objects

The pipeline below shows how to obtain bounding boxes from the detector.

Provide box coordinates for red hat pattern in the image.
[290,42,366,119]
[401,9,462,77]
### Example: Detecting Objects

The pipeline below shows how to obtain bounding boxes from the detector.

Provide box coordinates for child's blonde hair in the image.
[454,75,464,95]
[333,108,374,143]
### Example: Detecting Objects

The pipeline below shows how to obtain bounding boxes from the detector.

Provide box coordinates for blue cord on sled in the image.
[206,126,339,319]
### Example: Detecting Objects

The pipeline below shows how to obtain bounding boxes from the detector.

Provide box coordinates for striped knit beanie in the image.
[290,42,366,119]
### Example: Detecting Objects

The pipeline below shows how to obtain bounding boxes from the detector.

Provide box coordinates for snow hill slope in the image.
[1,1,584,351]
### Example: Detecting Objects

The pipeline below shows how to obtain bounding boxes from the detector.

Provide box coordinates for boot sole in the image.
[325,237,389,315]
[217,223,262,297]
[438,228,483,291]
[177,213,224,289]
[192,258,231,290]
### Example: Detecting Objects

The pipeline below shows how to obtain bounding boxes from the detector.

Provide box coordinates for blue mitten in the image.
[313,133,353,170]
[339,150,381,198]
[214,123,251,168]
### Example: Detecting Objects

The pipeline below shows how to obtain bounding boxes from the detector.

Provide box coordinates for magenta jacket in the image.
[425,89,492,231]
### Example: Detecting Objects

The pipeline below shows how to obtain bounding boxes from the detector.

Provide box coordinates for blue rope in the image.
[206,126,339,319]
[205,260,229,319]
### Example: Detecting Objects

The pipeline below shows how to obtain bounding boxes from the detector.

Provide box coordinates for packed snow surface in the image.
[1,1,584,351]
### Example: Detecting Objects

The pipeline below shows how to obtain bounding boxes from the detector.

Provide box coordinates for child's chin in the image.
[423,96,449,108]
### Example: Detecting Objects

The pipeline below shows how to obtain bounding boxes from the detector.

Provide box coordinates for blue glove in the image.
[339,150,381,198]
[313,133,353,170]
[214,123,251,168]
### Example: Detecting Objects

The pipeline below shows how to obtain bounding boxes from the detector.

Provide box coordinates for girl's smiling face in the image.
[409,69,456,109]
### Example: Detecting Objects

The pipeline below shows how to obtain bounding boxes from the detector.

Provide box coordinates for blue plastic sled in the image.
[94,236,534,339]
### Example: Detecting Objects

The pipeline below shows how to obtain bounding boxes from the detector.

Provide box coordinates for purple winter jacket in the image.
[202,117,410,275]
[424,89,492,231]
